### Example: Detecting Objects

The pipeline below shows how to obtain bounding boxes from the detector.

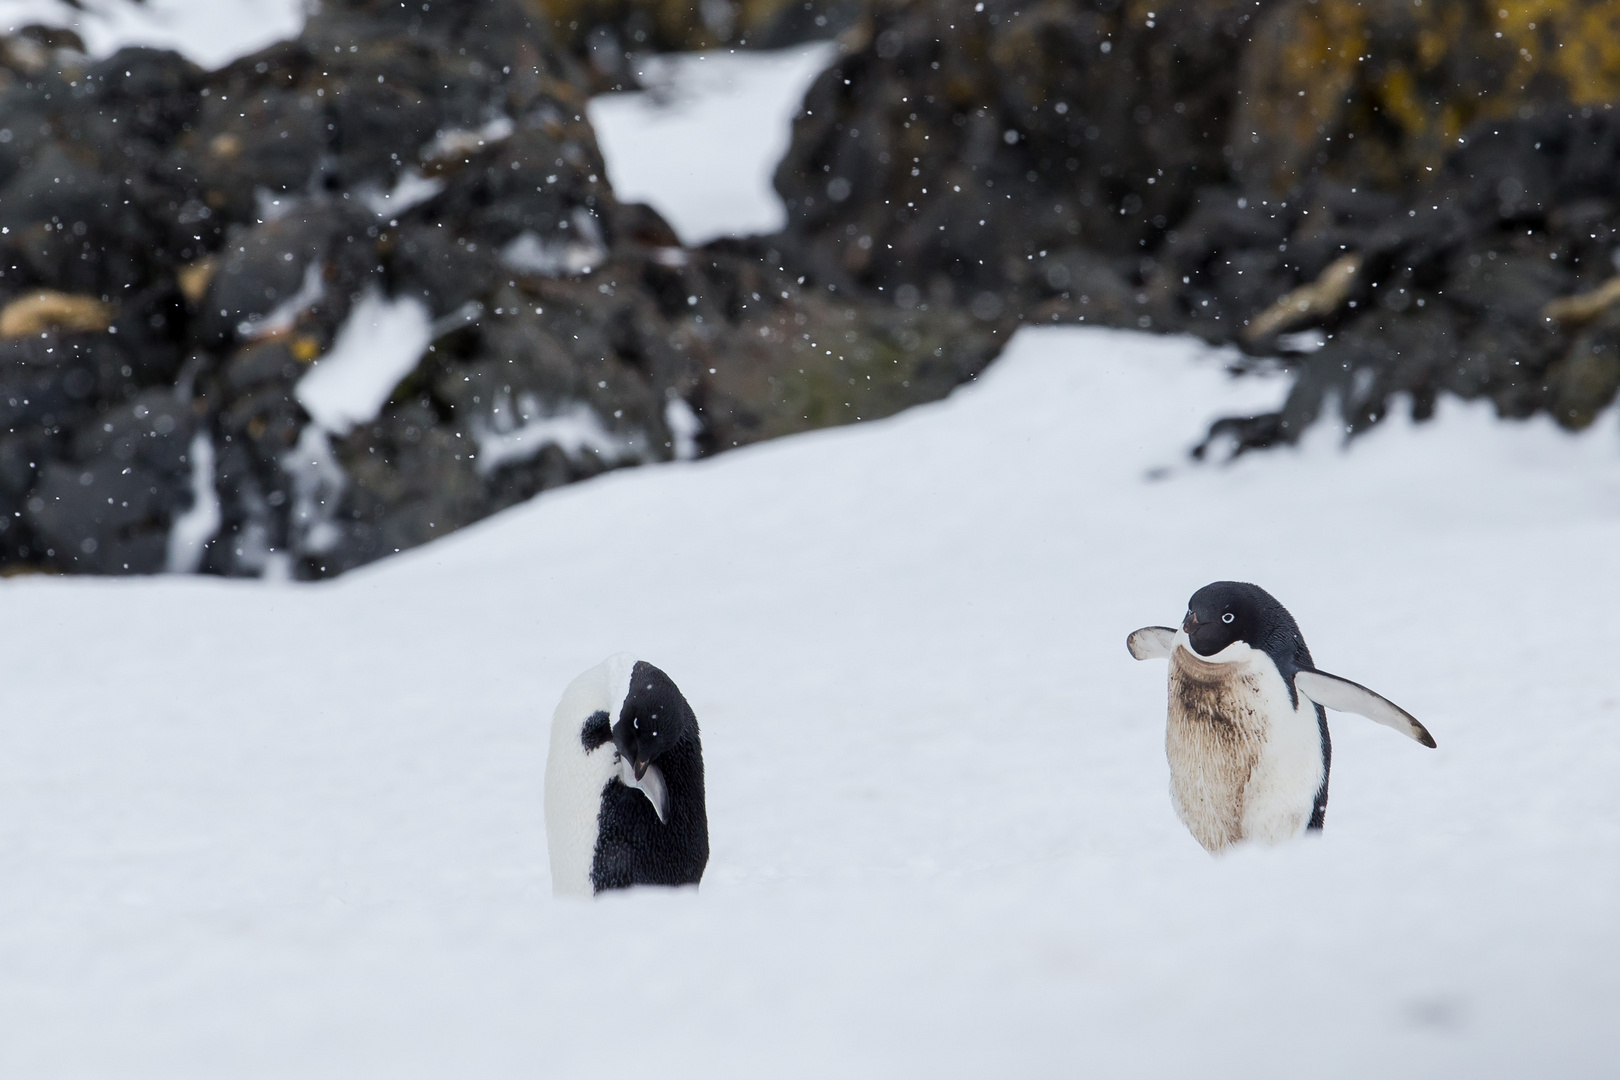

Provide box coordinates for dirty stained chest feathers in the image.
[1169,647,1274,732]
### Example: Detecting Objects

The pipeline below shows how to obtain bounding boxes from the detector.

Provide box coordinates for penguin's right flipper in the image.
[1295,670,1437,748]
[1126,626,1178,661]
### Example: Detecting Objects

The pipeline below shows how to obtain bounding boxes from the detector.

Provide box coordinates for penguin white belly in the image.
[544,655,638,896]
[544,724,616,896]
[1167,642,1324,853]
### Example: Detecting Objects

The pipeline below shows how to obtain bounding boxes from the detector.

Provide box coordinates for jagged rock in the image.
[770,0,1620,449]
[773,0,1274,314]
[1181,108,1620,452]
[23,388,194,573]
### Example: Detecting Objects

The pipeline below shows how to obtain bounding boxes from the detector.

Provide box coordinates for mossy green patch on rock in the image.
[701,290,1007,445]
[1548,308,1620,429]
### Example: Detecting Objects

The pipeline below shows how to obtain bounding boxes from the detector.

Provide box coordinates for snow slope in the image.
[0,326,1616,1076]
[3,0,305,70]
[587,44,837,244]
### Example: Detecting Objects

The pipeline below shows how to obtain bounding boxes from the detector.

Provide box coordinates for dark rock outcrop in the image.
[775,0,1271,318]
[0,0,1005,578]
[10,0,1620,585]
[770,0,1620,448]
[1178,109,1620,452]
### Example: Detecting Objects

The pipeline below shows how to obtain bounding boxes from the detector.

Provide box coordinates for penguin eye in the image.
[1221,613,1235,624]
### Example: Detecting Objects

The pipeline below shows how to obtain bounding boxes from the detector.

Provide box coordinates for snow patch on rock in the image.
[360,170,446,219]
[500,210,608,277]
[164,431,219,573]
[664,394,703,461]
[281,424,345,557]
[4,0,306,70]
[295,289,434,436]
[472,391,650,476]
[238,262,324,341]
[587,43,837,244]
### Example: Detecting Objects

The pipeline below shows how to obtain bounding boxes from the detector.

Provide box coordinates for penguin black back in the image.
[1183,581,1332,828]
[589,661,709,891]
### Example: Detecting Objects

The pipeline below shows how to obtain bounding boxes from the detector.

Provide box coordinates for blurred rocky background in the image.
[0,0,1002,578]
[777,0,1620,451]
[3,0,1620,577]
[531,0,862,86]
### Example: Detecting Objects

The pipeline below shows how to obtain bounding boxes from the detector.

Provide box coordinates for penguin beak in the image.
[633,759,650,781]
[1182,611,1197,633]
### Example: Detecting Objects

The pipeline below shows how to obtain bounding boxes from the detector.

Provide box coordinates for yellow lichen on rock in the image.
[291,335,322,363]
[1234,0,1369,189]
[0,291,113,338]
[1238,0,1620,192]
[1244,253,1363,343]
[177,257,216,305]
[1542,275,1620,324]
[1553,1,1620,102]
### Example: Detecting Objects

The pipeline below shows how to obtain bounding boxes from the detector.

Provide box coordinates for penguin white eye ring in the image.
[1127,581,1435,854]
[544,654,710,896]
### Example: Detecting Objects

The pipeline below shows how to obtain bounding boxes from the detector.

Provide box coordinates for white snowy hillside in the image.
[3,0,305,69]
[0,325,1618,1076]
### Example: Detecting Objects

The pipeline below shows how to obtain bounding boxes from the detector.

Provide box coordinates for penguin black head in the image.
[612,660,695,781]
[1182,580,1307,665]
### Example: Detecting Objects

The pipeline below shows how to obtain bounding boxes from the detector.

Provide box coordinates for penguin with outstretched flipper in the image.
[1128,581,1435,854]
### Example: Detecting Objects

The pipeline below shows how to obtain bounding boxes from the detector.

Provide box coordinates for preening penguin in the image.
[544,654,709,895]
[1127,582,1435,854]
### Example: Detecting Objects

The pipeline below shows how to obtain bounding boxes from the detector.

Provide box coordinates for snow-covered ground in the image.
[3,0,305,70]
[1,326,1618,1076]
[587,44,837,244]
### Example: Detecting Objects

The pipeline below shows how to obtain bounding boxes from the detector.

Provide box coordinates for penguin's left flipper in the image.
[1295,670,1437,748]
[619,758,670,823]
[1126,626,1178,661]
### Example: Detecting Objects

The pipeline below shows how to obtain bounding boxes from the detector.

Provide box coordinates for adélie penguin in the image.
[544,653,709,895]
[1127,581,1435,854]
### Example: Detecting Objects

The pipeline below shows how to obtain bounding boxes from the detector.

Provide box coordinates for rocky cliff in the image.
[771,0,1620,449]
[0,1,1004,578]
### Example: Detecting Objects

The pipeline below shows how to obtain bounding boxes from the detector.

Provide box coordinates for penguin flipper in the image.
[619,758,670,823]
[1295,670,1437,748]
[1126,626,1177,660]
